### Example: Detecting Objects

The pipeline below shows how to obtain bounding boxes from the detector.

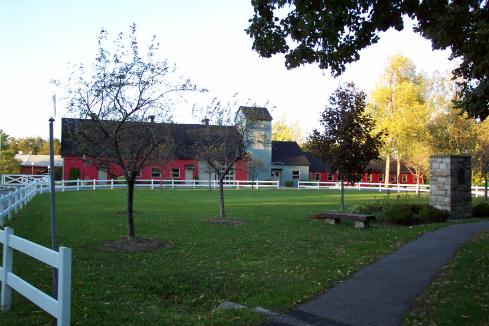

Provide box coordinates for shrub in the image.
[472,202,489,218]
[382,204,420,226]
[419,206,449,223]
[284,180,294,187]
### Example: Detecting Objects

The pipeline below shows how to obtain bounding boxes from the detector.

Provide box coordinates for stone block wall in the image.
[429,155,472,219]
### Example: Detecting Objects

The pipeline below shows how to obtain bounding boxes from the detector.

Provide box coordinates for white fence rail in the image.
[0,227,71,326]
[1,174,49,186]
[0,182,47,224]
[51,178,280,191]
[297,181,430,193]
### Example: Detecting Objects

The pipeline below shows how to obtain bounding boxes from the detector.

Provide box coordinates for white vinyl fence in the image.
[0,181,47,224]
[297,181,430,193]
[1,227,71,326]
[56,178,280,191]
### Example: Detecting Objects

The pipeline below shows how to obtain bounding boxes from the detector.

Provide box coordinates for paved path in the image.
[267,221,489,326]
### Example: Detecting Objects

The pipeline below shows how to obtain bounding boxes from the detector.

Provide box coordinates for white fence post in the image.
[236,180,239,190]
[76,179,79,191]
[171,179,174,190]
[61,180,65,193]
[1,227,13,310]
[151,179,154,190]
[111,179,114,190]
[57,247,72,326]
[193,179,196,189]
[92,179,96,190]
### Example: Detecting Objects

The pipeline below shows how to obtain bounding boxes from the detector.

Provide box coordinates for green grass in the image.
[0,189,457,325]
[405,230,489,326]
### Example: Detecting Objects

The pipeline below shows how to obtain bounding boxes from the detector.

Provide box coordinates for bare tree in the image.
[59,24,201,240]
[246,158,266,190]
[191,97,264,219]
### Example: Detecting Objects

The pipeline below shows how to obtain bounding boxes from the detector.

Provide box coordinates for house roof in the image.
[304,152,332,172]
[238,106,273,121]
[365,159,411,174]
[15,154,63,167]
[272,141,309,166]
[61,118,242,160]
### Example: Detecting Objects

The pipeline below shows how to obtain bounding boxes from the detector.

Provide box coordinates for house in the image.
[305,152,422,184]
[15,154,63,175]
[60,106,423,185]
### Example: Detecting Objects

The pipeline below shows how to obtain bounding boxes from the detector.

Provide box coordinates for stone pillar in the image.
[429,155,472,219]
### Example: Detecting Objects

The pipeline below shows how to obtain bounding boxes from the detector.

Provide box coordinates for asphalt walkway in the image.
[267,221,489,326]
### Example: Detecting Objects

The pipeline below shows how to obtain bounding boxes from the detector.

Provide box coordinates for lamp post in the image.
[31,162,34,175]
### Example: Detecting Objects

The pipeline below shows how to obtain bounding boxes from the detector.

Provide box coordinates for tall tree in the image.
[368,55,429,186]
[307,83,383,211]
[59,24,200,240]
[12,136,45,154]
[0,130,20,174]
[272,115,304,144]
[246,1,489,120]
[428,107,477,156]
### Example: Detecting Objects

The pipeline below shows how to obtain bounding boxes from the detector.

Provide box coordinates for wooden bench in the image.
[318,212,375,228]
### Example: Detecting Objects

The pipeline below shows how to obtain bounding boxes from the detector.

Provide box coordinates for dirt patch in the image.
[208,217,244,225]
[100,238,173,252]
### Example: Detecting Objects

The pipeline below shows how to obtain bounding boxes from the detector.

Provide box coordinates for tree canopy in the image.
[307,82,383,210]
[272,115,304,144]
[246,0,489,120]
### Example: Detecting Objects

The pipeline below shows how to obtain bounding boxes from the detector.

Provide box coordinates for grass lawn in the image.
[405,230,489,325]
[0,189,460,325]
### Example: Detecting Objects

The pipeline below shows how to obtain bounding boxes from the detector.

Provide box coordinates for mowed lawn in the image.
[0,189,450,325]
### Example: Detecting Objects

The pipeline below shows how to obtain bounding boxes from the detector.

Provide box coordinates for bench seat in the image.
[318,212,375,228]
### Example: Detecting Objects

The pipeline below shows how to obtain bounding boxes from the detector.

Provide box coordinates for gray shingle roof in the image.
[61,118,242,159]
[238,106,273,121]
[272,141,309,166]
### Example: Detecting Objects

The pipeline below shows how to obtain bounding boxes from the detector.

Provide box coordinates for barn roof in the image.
[61,118,242,159]
[15,154,63,167]
[365,159,411,174]
[271,141,309,166]
[304,152,332,172]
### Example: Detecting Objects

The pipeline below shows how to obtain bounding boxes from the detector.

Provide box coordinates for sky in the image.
[0,0,453,140]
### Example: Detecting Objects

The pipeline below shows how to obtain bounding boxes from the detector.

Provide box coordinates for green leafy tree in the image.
[0,130,20,174]
[12,136,45,154]
[307,83,383,211]
[428,107,477,156]
[473,119,489,201]
[246,1,489,120]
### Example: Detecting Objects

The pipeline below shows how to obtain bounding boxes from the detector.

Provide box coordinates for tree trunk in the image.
[384,155,390,188]
[485,172,488,202]
[416,173,420,195]
[127,178,136,240]
[396,155,401,185]
[219,177,226,219]
[340,178,345,212]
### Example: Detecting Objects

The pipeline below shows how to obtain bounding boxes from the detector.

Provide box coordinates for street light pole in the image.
[49,114,59,298]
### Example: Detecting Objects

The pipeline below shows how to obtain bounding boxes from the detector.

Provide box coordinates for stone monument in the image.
[429,155,472,219]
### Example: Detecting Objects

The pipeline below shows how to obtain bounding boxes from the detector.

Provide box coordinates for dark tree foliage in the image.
[246,0,489,120]
[307,83,383,211]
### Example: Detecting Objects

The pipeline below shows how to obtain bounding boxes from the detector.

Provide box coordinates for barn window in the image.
[314,173,321,181]
[390,174,397,183]
[379,174,384,182]
[327,173,334,181]
[401,174,408,183]
[151,168,161,178]
[366,173,372,182]
[292,170,300,179]
[171,168,180,179]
